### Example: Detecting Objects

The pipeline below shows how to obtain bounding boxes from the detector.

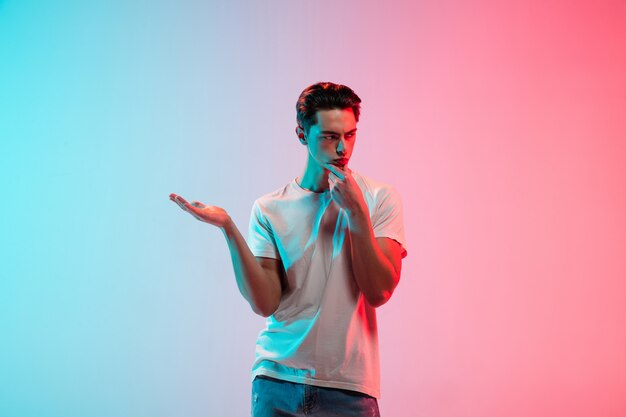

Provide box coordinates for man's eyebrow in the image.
[320,128,358,135]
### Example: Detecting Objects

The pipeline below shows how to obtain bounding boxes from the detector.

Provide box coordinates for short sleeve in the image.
[247,200,280,259]
[372,186,408,258]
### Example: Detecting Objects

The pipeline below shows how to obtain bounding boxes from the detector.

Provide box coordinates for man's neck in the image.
[297,161,329,193]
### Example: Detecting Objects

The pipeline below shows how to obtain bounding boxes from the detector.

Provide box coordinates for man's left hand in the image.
[325,164,368,216]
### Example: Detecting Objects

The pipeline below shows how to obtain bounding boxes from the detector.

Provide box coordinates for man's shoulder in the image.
[352,171,400,200]
[252,180,296,211]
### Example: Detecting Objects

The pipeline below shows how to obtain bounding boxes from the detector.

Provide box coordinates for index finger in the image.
[324,163,346,180]
[170,193,190,206]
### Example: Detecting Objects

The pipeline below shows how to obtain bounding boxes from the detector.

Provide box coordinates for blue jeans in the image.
[251,375,380,417]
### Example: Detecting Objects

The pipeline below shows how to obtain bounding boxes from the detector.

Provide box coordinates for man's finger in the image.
[324,163,345,180]
[170,193,185,202]
[170,194,189,204]
[170,194,192,212]
[175,195,190,206]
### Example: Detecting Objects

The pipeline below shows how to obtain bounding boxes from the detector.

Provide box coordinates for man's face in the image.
[303,108,357,170]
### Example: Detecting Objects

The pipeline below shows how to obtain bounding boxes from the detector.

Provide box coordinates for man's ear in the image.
[295,125,307,144]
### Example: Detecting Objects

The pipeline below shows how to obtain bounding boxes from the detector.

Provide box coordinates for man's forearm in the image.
[347,210,399,307]
[220,220,281,316]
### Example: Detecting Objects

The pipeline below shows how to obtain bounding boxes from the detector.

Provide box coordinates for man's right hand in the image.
[169,193,281,317]
[169,193,232,229]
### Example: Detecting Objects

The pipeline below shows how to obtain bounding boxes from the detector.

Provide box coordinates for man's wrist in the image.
[220,217,236,237]
[347,206,372,234]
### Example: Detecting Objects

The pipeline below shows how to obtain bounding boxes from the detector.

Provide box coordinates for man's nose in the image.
[337,138,346,155]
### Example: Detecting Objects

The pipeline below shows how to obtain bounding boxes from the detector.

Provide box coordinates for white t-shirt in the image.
[247,171,408,398]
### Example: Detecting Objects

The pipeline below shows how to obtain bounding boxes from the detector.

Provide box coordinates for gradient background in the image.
[1,1,625,416]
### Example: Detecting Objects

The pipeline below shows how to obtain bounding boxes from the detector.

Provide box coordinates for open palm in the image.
[169,193,231,228]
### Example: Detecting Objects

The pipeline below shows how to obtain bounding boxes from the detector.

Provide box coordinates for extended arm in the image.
[170,193,282,317]
[221,220,284,317]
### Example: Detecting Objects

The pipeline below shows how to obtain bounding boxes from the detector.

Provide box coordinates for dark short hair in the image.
[296,82,361,134]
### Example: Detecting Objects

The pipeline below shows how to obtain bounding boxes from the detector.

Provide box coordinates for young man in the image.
[170,82,408,417]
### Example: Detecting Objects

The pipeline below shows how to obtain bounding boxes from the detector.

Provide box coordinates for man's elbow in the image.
[250,295,280,318]
[365,286,396,308]
[365,291,392,308]
[252,304,277,318]
[365,274,400,308]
